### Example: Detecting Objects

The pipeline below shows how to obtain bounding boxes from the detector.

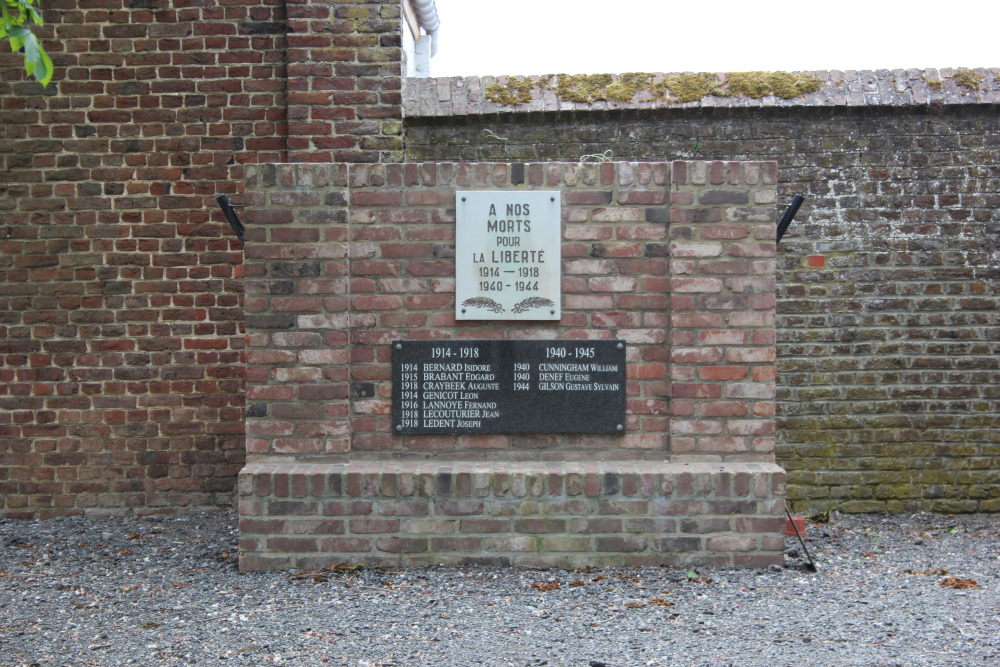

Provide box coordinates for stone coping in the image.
[240,460,786,499]
[404,68,1000,117]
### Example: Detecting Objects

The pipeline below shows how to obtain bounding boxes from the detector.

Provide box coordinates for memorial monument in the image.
[239,160,785,569]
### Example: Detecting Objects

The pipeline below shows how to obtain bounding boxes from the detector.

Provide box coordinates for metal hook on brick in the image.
[216,194,245,245]
[776,194,805,244]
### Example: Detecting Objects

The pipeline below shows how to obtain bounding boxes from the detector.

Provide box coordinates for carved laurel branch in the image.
[512,297,555,314]
[461,297,504,314]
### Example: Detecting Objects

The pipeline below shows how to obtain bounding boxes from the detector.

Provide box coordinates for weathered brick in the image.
[349,518,399,533]
[595,536,647,552]
[671,242,723,258]
[513,518,565,533]
[699,366,749,381]
[484,536,536,552]
[671,277,723,293]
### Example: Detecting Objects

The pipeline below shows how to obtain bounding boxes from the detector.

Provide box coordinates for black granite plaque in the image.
[392,340,626,434]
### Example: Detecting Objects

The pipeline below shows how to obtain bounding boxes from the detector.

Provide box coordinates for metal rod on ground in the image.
[785,505,818,572]
[776,194,805,244]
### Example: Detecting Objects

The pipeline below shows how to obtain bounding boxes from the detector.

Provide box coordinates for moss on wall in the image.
[484,76,535,106]
[484,71,824,108]
[725,71,823,99]
[952,68,982,91]
[661,73,719,102]
[555,73,652,103]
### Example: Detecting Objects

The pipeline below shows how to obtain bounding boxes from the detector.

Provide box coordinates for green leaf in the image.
[8,25,26,52]
[27,5,43,26]
[18,29,36,79]
[1,4,13,34]
[18,25,36,55]
[36,39,52,85]
[3,1,56,86]
[7,24,52,85]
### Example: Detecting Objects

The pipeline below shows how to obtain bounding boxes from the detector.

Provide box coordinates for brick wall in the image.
[405,75,1000,513]
[239,160,784,568]
[0,0,403,518]
[284,0,403,163]
[0,0,289,517]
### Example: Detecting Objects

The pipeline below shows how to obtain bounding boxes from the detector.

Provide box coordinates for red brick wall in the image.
[669,161,778,460]
[0,0,407,518]
[242,161,777,462]
[0,0,289,517]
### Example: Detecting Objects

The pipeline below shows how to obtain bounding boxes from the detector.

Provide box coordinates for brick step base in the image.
[238,460,785,570]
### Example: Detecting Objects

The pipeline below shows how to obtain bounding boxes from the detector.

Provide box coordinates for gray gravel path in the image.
[1,510,997,666]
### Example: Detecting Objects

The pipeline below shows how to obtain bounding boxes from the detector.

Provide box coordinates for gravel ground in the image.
[1,510,997,666]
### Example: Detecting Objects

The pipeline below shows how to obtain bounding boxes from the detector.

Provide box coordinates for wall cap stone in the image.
[404,69,1000,117]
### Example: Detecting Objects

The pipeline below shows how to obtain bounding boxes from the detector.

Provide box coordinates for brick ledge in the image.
[239,460,786,570]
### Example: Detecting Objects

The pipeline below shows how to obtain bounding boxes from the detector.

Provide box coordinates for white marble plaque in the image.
[455,191,561,320]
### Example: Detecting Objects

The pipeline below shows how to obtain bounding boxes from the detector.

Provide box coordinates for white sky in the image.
[430,0,998,77]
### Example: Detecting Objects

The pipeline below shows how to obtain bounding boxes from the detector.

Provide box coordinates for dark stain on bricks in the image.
[140,451,173,465]
[351,382,375,398]
[100,281,130,294]
[206,477,236,492]
[646,243,669,257]
[603,472,620,495]
[436,473,452,497]
[245,314,294,330]
[699,190,749,205]
[271,262,321,277]
[242,21,286,35]
[645,207,669,223]
[245,280,295,295]
[115,81,146,95]
[328,474,343,497]
[431,244,455,258]
[511,162,525,185]
[119,423,156,437]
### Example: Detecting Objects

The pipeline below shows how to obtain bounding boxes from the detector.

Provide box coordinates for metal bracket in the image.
[216,194,245,245]
[776,194,805,244]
